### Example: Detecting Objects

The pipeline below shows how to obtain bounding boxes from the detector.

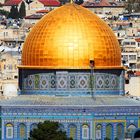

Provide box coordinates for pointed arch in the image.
[106,124,113,140]
[68,124,77,140]
[30,123,37,131]
[95,124,102,140]
[82,124,89,139]
[5,123,14,139]
[116,123,124,140]
[18,123,26,140]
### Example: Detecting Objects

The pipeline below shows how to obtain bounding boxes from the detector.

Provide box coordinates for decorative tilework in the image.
[28,75,34,89]
[50,74,56,89]
[22,70,122,95]
[77,75,89,89]
[40,75,49,89]
[96,75,104,89]
[34,75,39,89]
[57,75,67,89]
[69,75,76,89]
[110,75,117,89]
[104,75,110,89]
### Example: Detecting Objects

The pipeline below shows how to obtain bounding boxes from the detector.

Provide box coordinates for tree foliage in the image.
[19,1,26,18]
[59,0,70,5]
[8,6,19,19]
[74,0,83,5]
[125,0,140,13]
[29,121,73,140]
[0,9,9,17]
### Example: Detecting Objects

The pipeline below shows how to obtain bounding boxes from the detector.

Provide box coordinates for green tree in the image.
[59,0,70,5]
[74,0,83,5]
[125,0,140,13]
[8,6,19,19]
[0,9,9,17]
[19,1,26,18]
[29,121,73,140]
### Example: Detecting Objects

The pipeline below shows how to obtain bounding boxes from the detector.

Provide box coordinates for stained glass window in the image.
[106,124,113,140]
[69,124,77,140]
[116,124,123,139]
[19,123,26,139]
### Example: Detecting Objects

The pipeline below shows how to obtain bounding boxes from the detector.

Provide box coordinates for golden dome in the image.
[21,3,121,69]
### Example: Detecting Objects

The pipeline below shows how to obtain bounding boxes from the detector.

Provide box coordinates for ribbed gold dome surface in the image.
[21,3,121,69]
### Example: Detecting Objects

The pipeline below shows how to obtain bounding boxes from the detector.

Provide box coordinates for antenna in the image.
[90,60,95,100]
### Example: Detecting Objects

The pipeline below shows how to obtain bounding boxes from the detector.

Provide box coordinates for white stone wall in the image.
[125,76,140,96]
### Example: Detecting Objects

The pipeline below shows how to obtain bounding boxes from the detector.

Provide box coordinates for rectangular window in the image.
[82,128,89,139]
[124,42,130,45]
[129,55,136,60]
[6,127,13,139]
[131,42,135,45]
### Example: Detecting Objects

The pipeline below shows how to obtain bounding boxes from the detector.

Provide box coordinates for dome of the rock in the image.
[21,3,121,69]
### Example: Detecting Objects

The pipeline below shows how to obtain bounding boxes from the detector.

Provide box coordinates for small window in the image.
[6,123,14,139]
[131,42,136,45]
[14,76,18,79]
[124,42,130,45]
[82,125,89,139]
[4,65,6,70]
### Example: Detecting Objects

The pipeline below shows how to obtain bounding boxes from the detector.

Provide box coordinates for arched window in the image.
[82,124,89,139]
[116,123,124,140]
[31,123,37,131]
[6,123,14,139]
[69,124,77,140]
[106,124,113,140]
[96,124,102,140]
[127,124,136,138]
[19,123,26,139]
[128,124,136,132]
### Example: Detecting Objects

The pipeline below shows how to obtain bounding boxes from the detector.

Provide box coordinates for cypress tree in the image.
[19,1,26,18]
[14,6,19,19]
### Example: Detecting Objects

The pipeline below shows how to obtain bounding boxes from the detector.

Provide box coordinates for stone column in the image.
[113,123,117,139]
[26,122,30,139]
[102,123,106,139]
[14,121,18,139]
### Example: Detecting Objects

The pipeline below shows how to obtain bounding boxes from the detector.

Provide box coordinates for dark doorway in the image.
[134,130,140,138]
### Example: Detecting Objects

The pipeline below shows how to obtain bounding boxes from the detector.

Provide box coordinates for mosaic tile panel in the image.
[40,75,49,89]
[96,75,104,89]
[28,75,34,89]
[50,74,56,89]
[69,75,76,89]
[104,75,110,89]
[77,75,89,89]
[22,71,121,92]
[57,74,67,89]
[34,75,39,89]
[110,75,118,89]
